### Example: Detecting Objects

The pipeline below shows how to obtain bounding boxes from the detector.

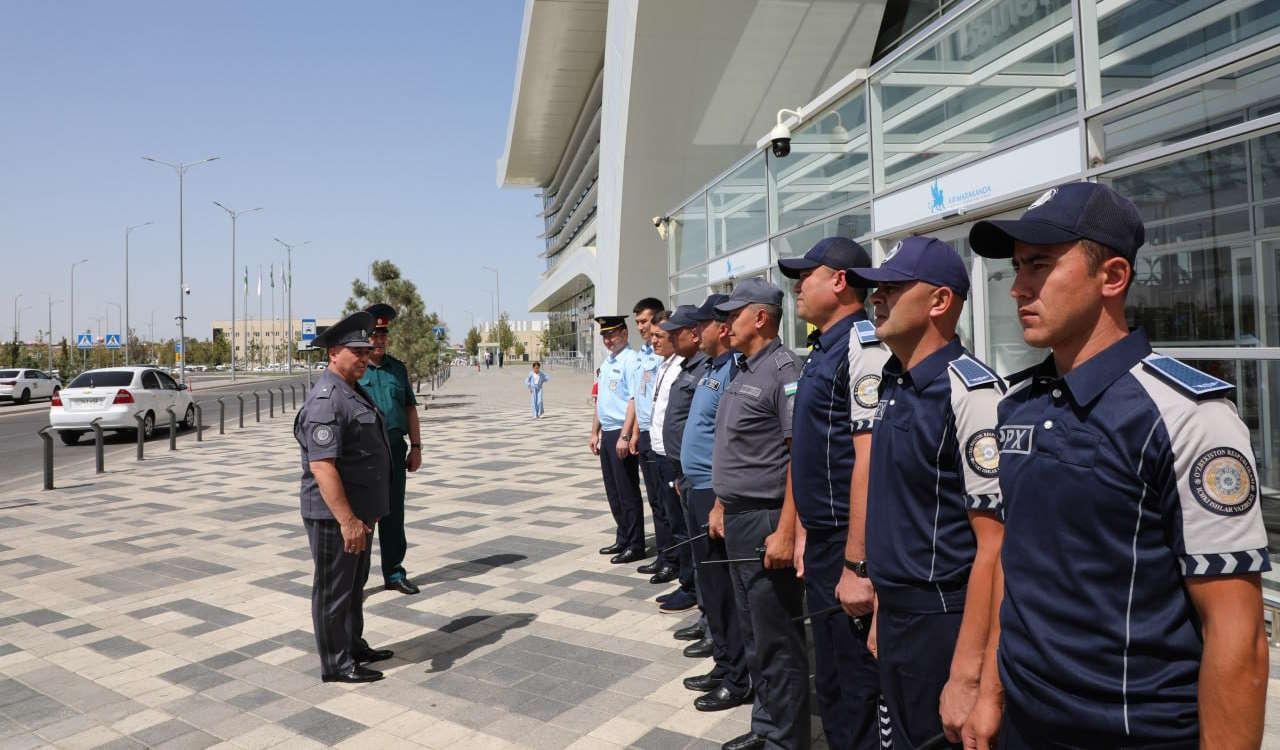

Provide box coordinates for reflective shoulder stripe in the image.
[948,354,1002,391]
[1141,353,1233,400]
[853,319,879,345]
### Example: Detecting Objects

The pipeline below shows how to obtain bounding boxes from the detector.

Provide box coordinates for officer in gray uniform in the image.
[294,311,395,684]
[713,278,809,750]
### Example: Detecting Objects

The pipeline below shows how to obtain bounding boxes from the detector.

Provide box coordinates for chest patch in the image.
[873,400,887,422]
[1190,447,1257,516]
[312,425,335,446]
[608,378,620,392]
[738,384,763,398]
[999,424,1034,454]
[700,376,721,391]
[853,374,881,408]
[783,381,798,397]
[965,429,1000,477]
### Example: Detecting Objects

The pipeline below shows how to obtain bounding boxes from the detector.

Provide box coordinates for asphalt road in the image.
[0,374,312,491]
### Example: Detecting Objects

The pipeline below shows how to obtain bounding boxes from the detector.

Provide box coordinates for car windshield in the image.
[68,371,134,388]
[0,370,18,378]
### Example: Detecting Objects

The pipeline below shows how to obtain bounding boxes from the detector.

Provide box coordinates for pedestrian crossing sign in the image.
[104,333,122,350]
[75,333,94,349]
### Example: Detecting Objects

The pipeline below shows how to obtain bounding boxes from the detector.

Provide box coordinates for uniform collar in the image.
[711,350,734,369]
[681,351,708,372]
[888,337,964,392]
[739,338,782,372]
[640,343,654,356]
[1058,328,1152,406]
[807,311,861,352]
[320,367,358,397]
[606,346,629,362]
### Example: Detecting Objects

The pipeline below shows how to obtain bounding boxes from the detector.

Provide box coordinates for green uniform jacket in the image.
[358,353,416,436]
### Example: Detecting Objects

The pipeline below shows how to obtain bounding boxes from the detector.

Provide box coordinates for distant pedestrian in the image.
[592,368,600,405]
[526,361,549,418]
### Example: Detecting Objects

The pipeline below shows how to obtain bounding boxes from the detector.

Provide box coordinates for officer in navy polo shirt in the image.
[964,181,1270,749]
[850,237,1004,749]
[778,237,887,750]
[713,279,809,750]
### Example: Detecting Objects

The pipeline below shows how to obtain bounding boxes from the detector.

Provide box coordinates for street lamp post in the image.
[70,259,88,366]
[483,265,501,320]
[274,238,309,375]
[106,302,122,366]
[12,293,22,345]
[149,309,157,347]
[45,295,60,373]
[213,203,263,382]
[124,221,153,366]
[142,155,219,384]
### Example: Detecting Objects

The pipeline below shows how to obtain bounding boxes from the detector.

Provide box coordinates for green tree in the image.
[464,327,481,356]
[344,259,443,389]
[490,313,516,354]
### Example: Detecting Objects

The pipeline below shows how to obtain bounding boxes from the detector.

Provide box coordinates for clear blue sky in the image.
[0,0,541,345]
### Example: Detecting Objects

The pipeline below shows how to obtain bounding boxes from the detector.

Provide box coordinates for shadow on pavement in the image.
[395,612,535,673]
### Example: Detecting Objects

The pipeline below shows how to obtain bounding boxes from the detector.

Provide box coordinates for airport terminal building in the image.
[501,0,1280,547]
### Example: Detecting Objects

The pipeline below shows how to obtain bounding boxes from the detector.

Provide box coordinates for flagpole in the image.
[243,266,249,370]
[257,265,263,371]
[270,264,277,367]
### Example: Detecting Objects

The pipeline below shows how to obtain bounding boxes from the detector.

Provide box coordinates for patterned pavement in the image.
[0,364,1277,749]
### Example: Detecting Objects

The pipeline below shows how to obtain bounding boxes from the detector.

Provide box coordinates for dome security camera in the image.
[769,108,803,158]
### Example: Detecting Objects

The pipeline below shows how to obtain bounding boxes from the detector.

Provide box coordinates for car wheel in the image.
[140,412,155,440]
[17,389,29,405]
[181,404,195,429]
[59,430,82,446]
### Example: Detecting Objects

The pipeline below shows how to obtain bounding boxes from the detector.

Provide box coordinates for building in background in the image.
[211,317,338,365]
[477,319,547,362]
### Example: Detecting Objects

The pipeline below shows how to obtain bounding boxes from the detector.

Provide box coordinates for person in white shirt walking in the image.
[525,362,549,418]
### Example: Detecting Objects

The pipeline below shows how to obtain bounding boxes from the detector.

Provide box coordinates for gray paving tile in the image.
[85,636,150,658]
[132,718,197,746]
[279,708,365,745]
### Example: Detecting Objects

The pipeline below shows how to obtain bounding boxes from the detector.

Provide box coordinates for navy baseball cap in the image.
[969,182,1146,261]
[313,311,375,349]
[715,277,785,312]
[848,236,970,299]
[777,236,872,278]
[690,293,730,322]
[658,305,700,332]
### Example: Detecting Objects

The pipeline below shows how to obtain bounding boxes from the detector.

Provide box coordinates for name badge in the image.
[999,425,1034,454]
[701,377,721,391]
[609,378,620,392]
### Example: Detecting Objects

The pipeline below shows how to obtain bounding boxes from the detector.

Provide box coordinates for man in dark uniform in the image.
[713,279,809,750]
[294,311,394,683]
[778,237,886,750]
[357,303,422,595]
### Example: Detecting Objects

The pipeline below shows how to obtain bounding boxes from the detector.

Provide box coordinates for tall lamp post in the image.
[482,265,501,320]
[11,293,22,345]
[273,238,309,375]
[142,155,219,384]
[124,221,153,365]
[45,295,60,373]
[70,259,88,366]
[105,302,122,366]
[213,203,263,382]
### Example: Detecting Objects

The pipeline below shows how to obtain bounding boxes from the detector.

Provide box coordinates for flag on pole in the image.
[256,268,262,297]
[270,264,276,289]
[243,266,248,293]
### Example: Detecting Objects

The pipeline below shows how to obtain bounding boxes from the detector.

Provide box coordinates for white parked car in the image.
[50,367,195,445]
[0,369,62,404]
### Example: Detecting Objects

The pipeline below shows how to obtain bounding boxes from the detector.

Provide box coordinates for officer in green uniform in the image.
[358,302,423,595]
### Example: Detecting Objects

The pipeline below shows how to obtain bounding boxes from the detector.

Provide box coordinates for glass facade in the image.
[665,0,1280,554]
[544,287,595,371]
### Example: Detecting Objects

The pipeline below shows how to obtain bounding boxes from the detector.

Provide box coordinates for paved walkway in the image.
[0,364,1277,749]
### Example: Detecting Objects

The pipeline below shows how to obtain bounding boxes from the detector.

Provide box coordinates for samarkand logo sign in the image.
[927,178,993,215]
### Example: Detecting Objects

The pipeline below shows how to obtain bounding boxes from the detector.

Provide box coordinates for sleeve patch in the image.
[1190,446,1257,516]
[1180,549,1270,576]
[311,424,335,446]
[783,381,798,397]
[853,374,881,408]
[965,493,1002,512]
[949,355,1001,390]
[853,319,879,345]
[965,429,1000,478]
[1142,354,1233,399]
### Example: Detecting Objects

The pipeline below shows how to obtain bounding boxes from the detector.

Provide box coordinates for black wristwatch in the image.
[843,559,868,577]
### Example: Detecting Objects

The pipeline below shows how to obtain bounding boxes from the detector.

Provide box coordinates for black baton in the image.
[698,545,766,565]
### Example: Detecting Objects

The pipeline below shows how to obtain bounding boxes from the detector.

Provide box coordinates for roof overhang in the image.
[497,0,607,188]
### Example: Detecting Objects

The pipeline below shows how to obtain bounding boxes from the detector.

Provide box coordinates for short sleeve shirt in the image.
[597,347,641,431]
[525,371,548,389]
[295,368,393,524]
[633,344,665,430]
[664,351,707,466]
[996,329,1270,743]
[712,338,799,504]
[866,338,1003,614]
[357,354,416,435]
[681,352,736,491]
[649,354,683,456]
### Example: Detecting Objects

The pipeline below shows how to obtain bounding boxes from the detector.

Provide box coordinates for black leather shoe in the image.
[322,665,384,683]
[610,548,646,564]
[682,671,721,692]
[694,686,752,712]
[674,623,704,641]
[636,561,661,575]
[599,543,624,555]
[649,566,678,584]
[384,577,420,595]
[353,647,393,664]
[721,731,765,750]
[682,638,713,658]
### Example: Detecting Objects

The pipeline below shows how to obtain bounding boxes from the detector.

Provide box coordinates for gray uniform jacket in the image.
[295,368,392,524]
[712,338,799,506]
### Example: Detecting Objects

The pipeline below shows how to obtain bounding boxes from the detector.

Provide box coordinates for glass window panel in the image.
[672,263,709,293]
[874,0,1077,187]
[1096,54,1280,162]
[675,287,708,306]
[709,154,768,257]
[1097,0,1280,102]
[770,89,871,233]
[770,204,872,261]
[669,196,708,275]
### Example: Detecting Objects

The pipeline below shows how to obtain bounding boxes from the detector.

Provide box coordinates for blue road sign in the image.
[301,318,316,343]
[433,325,446,340]
[104,333,122,350]
[174,342,183,354]
[75,333,94,349]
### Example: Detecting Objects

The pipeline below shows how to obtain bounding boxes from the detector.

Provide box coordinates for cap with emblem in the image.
[595,316,628,334]
[848,235,970,299]
[690,293,730,322]
[969,181,1146,261]
[777,236,872,278]
[659,305,701,331]
[365,303,397,332]
[313,311,375,349]
[714,277,785,312]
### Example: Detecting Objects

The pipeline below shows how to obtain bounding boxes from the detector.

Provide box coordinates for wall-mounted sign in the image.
[708,241,770,284]
[873,126,1080,234]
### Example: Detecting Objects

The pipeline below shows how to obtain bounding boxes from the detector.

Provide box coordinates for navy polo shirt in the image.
[997,329,1270,744]
[866,338,1003,614]
[681,351,736,491]
[790,311,891,530]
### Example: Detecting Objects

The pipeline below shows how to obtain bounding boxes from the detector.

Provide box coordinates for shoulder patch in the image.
[853,319,879,345]
[1005,363,1040,385]
[773,349,795,370]
[949,355,1001,390]
[1142,354,1233,400]
[783,381,798,397]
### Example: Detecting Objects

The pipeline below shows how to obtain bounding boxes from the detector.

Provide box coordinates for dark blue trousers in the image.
[657,454,693,590]
[877,607,962,750]
[685,487,750,694]
[637,433,672,561]
[802,528,881,750]
[997,704,1197,750]
[598,429,645,552]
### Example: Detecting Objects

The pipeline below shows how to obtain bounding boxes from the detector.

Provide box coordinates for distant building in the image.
[211,317,339,364]
[477,319,547,361]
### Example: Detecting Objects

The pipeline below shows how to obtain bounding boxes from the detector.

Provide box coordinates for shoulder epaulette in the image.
[1005,364,1039,385]
[773,348,795,370]
[314,383,334,399]
[1142,353,1233,400]
[853,319,879,346]
[948,354,1002,390]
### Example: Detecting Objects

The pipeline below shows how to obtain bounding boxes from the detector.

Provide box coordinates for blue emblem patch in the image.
[1142,354,1232,399]
[853,320,879,345]
[949,355,1000,389]
[999,424,1034,454]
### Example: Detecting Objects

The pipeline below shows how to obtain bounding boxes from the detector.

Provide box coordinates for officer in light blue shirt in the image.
[590,316,647,563]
